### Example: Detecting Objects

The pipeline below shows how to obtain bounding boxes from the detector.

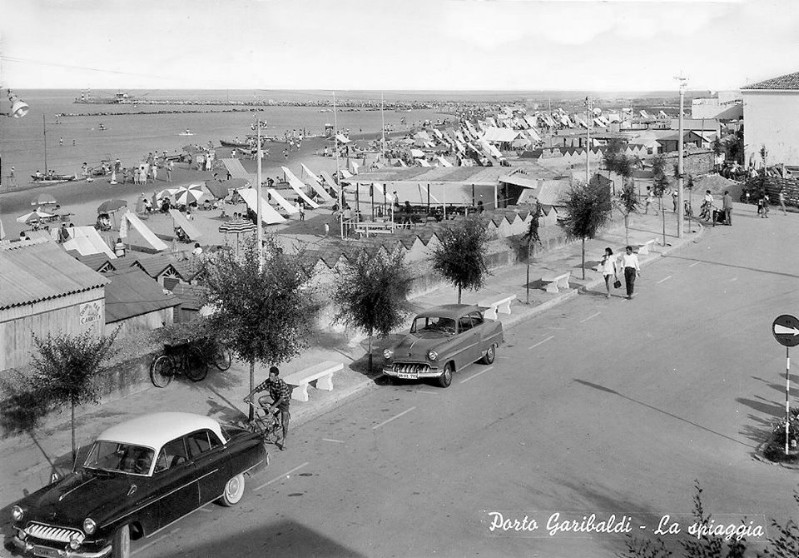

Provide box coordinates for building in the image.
[741,71,799,167]
[0,239,109,371]
[104,267,180,338]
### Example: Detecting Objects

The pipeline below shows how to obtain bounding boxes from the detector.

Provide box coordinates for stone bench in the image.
[541,271,571,294]
[282,361,344,403]
[478,293,517,320]
[636,238,657,255]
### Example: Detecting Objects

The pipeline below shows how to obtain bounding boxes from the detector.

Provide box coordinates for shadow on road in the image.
[664,255,799,280]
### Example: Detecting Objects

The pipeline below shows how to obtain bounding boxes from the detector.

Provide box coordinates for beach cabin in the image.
[104,267,180,338]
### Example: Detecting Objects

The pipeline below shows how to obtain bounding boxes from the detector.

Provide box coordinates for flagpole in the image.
[334,92,343,240]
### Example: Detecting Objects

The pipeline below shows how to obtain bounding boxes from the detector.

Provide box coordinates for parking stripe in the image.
[580,312,600,323]
[689,262,701,268]
[657,275,672,284]
[729,277,738,282]
[322,438,345,444]
[255,462,309,491]
[528,335,554,350]
[460,366,494,384]
[373,407,416,430]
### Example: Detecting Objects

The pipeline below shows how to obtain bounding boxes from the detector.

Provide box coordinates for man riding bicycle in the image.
[244,366,291,450]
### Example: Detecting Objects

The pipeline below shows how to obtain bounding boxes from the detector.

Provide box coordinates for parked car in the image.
[9,412,267,558]
[383,304,504,387]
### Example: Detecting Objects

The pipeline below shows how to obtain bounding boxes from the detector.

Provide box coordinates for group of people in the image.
[600,246,641,300]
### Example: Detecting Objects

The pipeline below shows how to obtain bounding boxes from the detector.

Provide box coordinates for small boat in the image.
[98,123,106,131]
[220,138,251,148]
[179,129,194,136]
[31,172,78,185]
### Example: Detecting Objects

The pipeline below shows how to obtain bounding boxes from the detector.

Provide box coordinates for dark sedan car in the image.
[383,304,504,387]
[9,412,267,558]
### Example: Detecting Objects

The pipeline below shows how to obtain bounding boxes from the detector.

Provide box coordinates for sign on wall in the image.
[79,301,102,325]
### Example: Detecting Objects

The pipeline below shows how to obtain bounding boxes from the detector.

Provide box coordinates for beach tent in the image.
[410,149,425,158]
[281,167,319,208]
[348,160,359,175]
[205,178,246,199]
[221,158,250,180]
[168,209,203,241]
[266,188,300,214]
[236,188,286,225]
[120,211,169,252]
[300,164,334,202]
[436,156,453,167]
[319,171,341,194]
[16,208,55,224]
[418,159,431,167]
[335,134,350,144]
[62,226,116,258]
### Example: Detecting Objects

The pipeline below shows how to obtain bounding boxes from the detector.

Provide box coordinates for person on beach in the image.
[621,245,641,299]
[8,167,16,189]
[722,190,733,225]
[167,160,173,182]
[779,188,787,215]
[151,164,158,182]
[600,247,618,299]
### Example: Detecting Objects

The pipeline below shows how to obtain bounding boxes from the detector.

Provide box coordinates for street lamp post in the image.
[1,89,30,189]
[676,75,688,238]
[255,118,266,270]
[585,97,592,185]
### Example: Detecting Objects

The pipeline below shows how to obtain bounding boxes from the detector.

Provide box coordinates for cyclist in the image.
[245,366,291,450]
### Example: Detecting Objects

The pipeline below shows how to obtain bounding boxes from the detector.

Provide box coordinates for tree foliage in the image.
[603,138,627,175]
[333,248,413,370]
[430,217,491,304]
[29,329,119,462]
[201,236,318,418]
[561,180,612,279]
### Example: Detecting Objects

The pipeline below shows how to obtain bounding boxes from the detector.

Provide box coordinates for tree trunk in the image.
[526,243,531,305]
[249,360,255,421]
[624,213,629,245]
[457,286,462,304]
[368,334,373,373]
[581,237,586,280]
[71,401,76,466]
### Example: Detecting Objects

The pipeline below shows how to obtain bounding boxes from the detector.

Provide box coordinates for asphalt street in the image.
[123,204,799,558]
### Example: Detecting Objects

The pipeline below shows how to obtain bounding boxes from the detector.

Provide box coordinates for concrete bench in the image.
[541,271,571,294]
[478,293,517,320]
[636,238,657,255]
[282,361,344,402]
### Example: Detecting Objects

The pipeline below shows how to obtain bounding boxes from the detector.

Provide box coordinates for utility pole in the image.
[676,74,688,238]
[585,97,592,185]
[256,118,264,269]
[334,92,344,240]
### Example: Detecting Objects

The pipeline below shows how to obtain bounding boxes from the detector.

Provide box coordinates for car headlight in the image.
[427,350,438,361]
[383,349,393,359]
[83,518,96,535]
[69,534,82,550]
[11,505,24,522]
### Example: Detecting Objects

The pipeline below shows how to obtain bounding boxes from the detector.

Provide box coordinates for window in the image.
[154,438,189,473]
[186,430,222,458]
[459,316,474,332]
[469,312,484,326]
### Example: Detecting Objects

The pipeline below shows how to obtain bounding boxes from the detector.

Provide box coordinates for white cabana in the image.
[410,149,425,158]
[120,211,169,252]
[267,188,300,214]
[168,209,203,241]
[281,167,319,208]
[300,163,334,201]
[320,171,341,194]
[62,226,116,258]
[236,188,286,225]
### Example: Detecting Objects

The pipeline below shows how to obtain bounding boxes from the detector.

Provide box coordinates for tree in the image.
[201,236,318,420]
[430,216,491,304]
[30,329,119,464]
[522,201,543,304]
[616,180,639,245]
[603,138,626,177]
[561,180,612,280]
[333,248,413,372]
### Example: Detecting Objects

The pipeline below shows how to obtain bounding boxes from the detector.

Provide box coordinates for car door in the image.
[469,311,490,358]
[452,314,478,368]
[153,437,200,529]
[185,429,227,505]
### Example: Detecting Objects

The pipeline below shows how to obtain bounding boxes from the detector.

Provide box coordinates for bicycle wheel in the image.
[212,344,233,371]
[184,346,209,382]
[150,355,174,388]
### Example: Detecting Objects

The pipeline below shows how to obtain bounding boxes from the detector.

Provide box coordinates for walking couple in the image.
[601,246,641,300]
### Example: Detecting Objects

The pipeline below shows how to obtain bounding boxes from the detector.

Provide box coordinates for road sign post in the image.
[772,315,799,455]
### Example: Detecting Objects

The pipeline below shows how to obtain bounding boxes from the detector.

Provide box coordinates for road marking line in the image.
[416,389,439,394]
[198,507,213,513]
[373,407,416,430]
[133,529,180,555]
[255,462,309,491]
[689,262,700,268]
[528,335,554,350]
[322,438,345,443]
[729,277,737,282]
[580,312,600,323]
[657,275,672,284]
[460,366,494,384]
[497,356,511,359]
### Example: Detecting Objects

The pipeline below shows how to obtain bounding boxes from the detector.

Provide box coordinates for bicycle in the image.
[211,342,233,371]
[150,339,209,388]
[241,398,282,446]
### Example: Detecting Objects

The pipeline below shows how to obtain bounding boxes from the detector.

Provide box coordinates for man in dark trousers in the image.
[246,366,291,450]
[722,190,733,225]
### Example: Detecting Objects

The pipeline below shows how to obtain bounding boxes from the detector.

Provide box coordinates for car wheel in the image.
[438,363,453,388]
[150,356,173,388]
[480,344,496,365]
[220,473,245,506]
[111,524,130,558]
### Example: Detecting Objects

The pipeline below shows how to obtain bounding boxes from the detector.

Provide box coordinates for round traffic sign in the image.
[773,314,799,347]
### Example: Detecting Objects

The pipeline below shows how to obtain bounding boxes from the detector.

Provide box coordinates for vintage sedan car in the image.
[383,304,504,387]
[9,412,267,558]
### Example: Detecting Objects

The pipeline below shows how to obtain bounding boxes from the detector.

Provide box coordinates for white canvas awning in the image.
[267,188,300,214]
[320,171,340,194]
[282,167,319,208]
[121,211,169,252]
[168,209,203,241]
[62,226,116,258]
[481,127,522,143]
[335,134,350,144]
[236,188,286,224]
[221,158,250,180]
[301,163,334,201]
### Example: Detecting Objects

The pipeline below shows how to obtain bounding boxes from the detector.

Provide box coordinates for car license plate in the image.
[33,546,60,558]
[397,373,417,379]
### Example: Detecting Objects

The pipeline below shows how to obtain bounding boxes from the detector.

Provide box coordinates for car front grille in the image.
[25,522,84,544]
[393,363,431,374]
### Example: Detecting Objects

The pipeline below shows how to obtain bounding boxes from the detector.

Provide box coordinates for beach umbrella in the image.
[31,193,58,207]
[17,208,55,224]
[175,184,204,206]
[97,199,128,214]
[218,220,256,234]
[157,187,181,201]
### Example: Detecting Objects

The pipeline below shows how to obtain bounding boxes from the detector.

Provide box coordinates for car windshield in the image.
[83,440,155,476]
[411,316,456,335]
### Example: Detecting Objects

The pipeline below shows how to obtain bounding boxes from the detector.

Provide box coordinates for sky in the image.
[1,0,798,92]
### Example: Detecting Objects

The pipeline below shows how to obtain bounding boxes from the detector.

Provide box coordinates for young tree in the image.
[333,248,413,372]
[616,180,639,245]
[561,180,612,279]
[430,216,491,304]
[602,138,626,177]
[201,236,318,420]
[522,201,543,304]
[30,329,119,464]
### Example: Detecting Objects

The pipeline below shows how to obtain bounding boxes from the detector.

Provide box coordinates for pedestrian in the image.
[600,247,619,299]
[122,168,129,184]
[8,166,16,189]
[57,223,70,243]
[298,202,305,221]
[133,167,140,185]
[192,243,203,256]
[760,193,770,218]
[778,188,787,215]
[245,366,291,450]
[114,238,126,257]
[143,197,152,214]
[167,160,173,182]
[59,137,64,147]
[324,222,329,236]
[722,190,733,225]
[151,164,158,182]
[644,187,653,215]
[621,245,641,300]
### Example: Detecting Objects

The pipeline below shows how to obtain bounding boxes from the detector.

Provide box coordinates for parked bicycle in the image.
[210,342,233,371]
[150,339,209,387]
[241,398,282,446]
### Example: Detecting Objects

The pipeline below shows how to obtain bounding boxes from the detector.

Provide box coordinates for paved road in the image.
[123,204,799,558]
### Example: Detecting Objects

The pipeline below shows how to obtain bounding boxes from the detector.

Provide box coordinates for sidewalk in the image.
[0,207,702,528]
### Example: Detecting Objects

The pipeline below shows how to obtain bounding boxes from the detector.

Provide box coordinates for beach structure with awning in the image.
[282,167,319,208]
[267,188,300,214]
[120,211,169,252]
[236,188,286,224]
[300,163,334,202]
[61,226,117,258]
[168,209,203,241]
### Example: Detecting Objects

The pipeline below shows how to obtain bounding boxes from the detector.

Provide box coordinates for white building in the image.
[741,71,799,167]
